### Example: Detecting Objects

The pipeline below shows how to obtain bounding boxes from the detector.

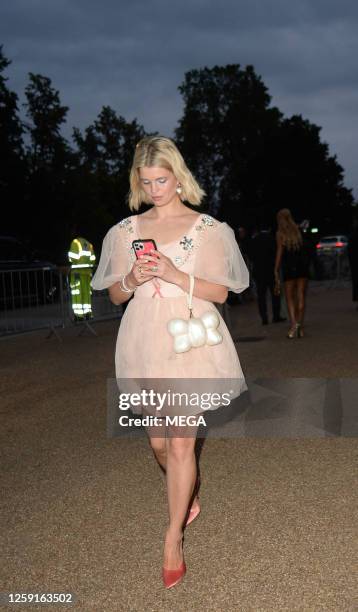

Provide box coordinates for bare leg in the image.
[284,279,298,327]
[163,425,198,569]
[148,435,167,472]
[147,426,199,508]
[296,277,308,324]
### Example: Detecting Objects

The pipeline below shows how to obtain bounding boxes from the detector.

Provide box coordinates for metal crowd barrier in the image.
[0,254,352,340]
[314,250,351,285]
[0,266,122,340]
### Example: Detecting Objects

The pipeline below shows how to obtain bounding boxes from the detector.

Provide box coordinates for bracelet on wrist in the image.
[119,275,136,293]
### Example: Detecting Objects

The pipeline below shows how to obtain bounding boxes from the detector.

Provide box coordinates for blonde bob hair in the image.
[276,208,303,251]
[128,136,206,211]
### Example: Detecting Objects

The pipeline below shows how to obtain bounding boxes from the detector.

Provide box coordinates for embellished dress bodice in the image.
[118,213,217,299]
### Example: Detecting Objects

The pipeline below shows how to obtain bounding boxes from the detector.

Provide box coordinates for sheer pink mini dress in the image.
[91,213,250,413]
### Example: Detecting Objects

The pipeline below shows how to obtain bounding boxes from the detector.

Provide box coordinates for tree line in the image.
[0,46,354,263]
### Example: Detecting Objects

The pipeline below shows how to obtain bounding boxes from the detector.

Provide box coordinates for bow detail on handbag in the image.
[167,274,223,353]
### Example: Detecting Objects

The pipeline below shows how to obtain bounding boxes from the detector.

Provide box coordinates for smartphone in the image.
[132,239,158,259]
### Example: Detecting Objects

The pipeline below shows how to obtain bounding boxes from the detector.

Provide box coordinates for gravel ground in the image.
[1,284,357,611]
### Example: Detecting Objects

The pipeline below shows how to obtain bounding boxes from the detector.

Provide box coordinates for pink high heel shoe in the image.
[162,561,186,589]
[185,475,201,527]
[185,501,201,526]
[162,537,186,588]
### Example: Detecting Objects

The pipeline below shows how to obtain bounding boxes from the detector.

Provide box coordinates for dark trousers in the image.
[352,276,358,302]
[254,276,281,323]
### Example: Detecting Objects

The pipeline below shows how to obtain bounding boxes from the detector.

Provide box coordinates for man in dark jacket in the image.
[348,220,358,308]
[248,224,286,325]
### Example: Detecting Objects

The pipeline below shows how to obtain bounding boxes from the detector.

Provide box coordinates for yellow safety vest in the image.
[68,237,96,268]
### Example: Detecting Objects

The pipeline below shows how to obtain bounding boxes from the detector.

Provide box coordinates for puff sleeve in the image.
[90,224,132,290]
[194,222,249,293]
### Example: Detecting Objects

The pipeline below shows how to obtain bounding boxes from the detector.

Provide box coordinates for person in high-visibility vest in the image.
[68,236,96,320]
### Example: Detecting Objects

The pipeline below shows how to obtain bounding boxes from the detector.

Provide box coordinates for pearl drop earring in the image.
[176,184,182,195]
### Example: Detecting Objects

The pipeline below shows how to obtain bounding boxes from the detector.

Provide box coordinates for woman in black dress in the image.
[348,219,358,308]
[274,209,310,338]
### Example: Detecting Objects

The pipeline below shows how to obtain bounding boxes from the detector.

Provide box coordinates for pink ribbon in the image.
[152,278,163,298]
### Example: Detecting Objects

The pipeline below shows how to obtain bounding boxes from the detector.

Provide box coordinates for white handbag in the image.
[167,274,223,353]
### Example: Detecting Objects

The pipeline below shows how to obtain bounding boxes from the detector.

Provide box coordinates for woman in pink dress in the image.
[91,136,249,588]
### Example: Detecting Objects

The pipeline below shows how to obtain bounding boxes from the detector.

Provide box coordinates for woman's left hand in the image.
[138,250,182,285]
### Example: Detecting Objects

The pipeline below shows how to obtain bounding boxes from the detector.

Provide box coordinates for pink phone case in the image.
[132,239,158,259]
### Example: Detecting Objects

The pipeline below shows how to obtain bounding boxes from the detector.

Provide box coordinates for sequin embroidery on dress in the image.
[117,213,218,296]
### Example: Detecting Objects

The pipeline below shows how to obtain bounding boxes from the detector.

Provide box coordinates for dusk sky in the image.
[2,0,357,198]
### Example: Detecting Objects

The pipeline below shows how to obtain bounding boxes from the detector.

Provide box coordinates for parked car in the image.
[0,236,59,309]
[316,235,348,254]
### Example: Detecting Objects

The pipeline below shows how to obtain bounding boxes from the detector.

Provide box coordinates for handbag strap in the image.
[186,274,194,318]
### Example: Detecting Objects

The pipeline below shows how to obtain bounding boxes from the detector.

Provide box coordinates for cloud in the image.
[1,0,357,196]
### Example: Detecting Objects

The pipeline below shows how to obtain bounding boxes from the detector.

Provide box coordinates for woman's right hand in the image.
[127,256,154,288]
